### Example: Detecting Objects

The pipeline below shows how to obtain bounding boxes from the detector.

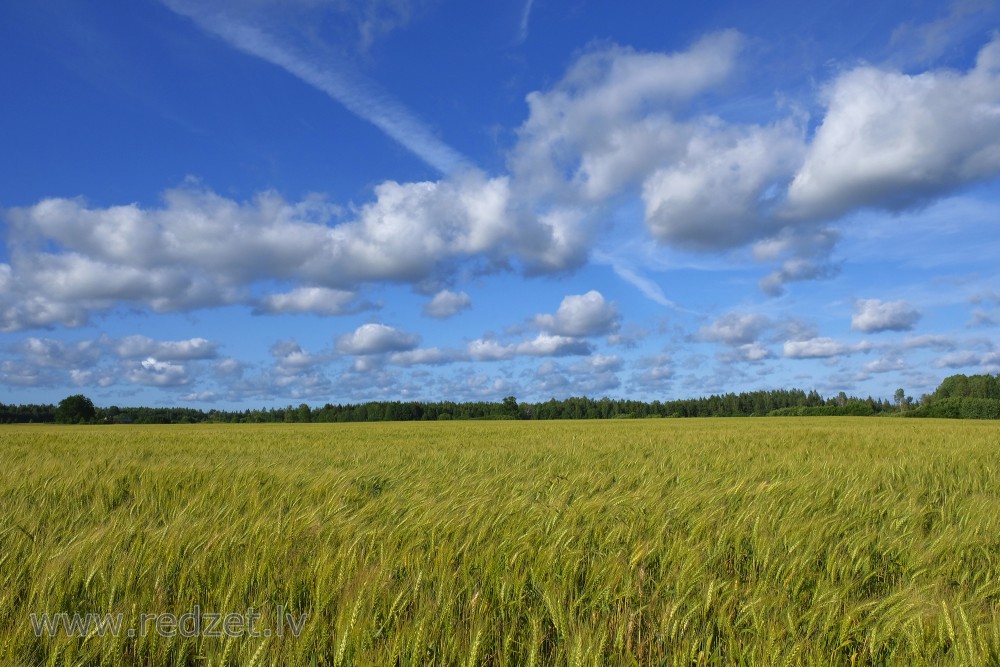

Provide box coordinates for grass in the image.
[1,418,999,665]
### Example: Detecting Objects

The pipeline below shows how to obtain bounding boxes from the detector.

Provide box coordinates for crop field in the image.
[2,418,1000,666]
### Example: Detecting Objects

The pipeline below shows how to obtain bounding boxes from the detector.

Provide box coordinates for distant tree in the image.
[502,396,519,419]
[55,395,96,424]
[894,388,906,407]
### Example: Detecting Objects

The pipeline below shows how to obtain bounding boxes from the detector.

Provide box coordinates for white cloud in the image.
[534,290,619,337]
[423,290,471,319]
[632,354,673,389]
[934,351,984,368]
[467,333,591,361]
[732,342,774,362]
[510,31,744,200]
[19,337,102,368]
[699,312,770,345]
[851,299,921,333]
[115,335,219,361]
[126,357,191,387]
[180,390,221,402]
[754,228,840,296]
[572,354,623,373]
[7,30,1000,341]
[0,360,53,387]
[863,356,907,373]
[783,337,870,359]
[524,354,624,395]
[388,347,461,366]
[968,308,997,328]
[2,173,589,330]
[69,368,115,387]
[336,323,419,355]
[786,37,1000,221]
[642,119,805,250]
[901,334,957,350]
[255,287,372,316]
[214,358,245,377]
[270,339,325,374]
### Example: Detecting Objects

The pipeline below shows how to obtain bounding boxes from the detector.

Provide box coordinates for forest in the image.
[2,373,998,424]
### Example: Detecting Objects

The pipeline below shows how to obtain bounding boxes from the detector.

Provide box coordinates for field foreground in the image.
[2,418,1000,666]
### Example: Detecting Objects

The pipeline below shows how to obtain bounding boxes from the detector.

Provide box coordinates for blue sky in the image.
[2,0,1000,408]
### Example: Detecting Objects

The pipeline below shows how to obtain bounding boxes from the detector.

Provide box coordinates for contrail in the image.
[517,0,535,44]
[591,250,679,309]
[162,0,472,176]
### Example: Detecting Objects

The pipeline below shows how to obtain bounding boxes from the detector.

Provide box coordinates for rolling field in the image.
[2,418,1000,666]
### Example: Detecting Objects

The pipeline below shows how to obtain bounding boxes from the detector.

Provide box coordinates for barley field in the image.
[2,418,1000,666]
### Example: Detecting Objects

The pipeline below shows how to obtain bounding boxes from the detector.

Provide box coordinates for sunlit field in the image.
[3,418,1000,666]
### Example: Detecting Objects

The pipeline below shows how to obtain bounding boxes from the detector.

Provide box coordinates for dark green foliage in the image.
[907,397,1000,420]
[54,395,96,424]
[929,373,1000,401]
[6,374,999,424]
[904,374,1000,420]
[768,401,876,417]
[0,389,898,424]
[0,402,55,423]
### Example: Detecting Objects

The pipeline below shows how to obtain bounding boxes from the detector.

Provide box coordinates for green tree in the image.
[55,395,96,424]
[501,396,519,419]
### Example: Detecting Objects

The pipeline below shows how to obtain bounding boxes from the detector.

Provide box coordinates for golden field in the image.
[2,418,999,665]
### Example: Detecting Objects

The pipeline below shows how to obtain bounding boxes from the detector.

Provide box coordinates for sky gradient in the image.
[2,0,1000,408]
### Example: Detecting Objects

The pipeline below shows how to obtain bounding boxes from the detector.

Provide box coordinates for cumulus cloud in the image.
[754,228,841,296]
[934,350,983,368]
[783,337,870,359]
[631,354,673,389]
[901,334,957,350]
[573,354,623,373]
[467,333,591,361]
[510,31,744,201]
[126,357,192,387]
[514,333,590,357]
[534,290,619,337]
[528,354,623,396]
[967,308,997,328]
[423,290,472,319]
[336,323,419,355]
[255,287,375,316]
[720,342,774,363]
[642,119,805,250]
[698,312,770,345]
[270,339,326,374]
[2,170,597,329]
[851,299,921,333]
[18,337,102,368]
[863,356,908,373]
[180,390,221,402]
[786,37,1000,221]
[115,335,219,360]
[6,30,1000,338]
[388,347,462,366]
[510,32,1000,294]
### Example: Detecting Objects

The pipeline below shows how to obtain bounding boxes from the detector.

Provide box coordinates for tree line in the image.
[2,373,996,424]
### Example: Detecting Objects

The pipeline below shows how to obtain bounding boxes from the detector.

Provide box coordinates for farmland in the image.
[2,418,1000,665]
